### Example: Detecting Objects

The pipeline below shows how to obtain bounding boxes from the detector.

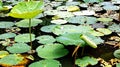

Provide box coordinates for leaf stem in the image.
[29,19,32,49]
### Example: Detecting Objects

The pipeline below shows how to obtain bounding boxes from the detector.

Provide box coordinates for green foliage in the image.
[108,23,120,32]
[9,1,44,19]
[29,60,61,67]
[36,35,56,44]
[15,19,42,28]
[96,28,112,35]
[56,33,85,46]
[103,5,119,10]
[83,0,103,3]
[15,33,35,43]
[0,51,9,58]
[114,49,120,59]
[116,63,120,67]
[75,56,98,67]
[97,18,113,22]
[36,43,69,59]
[0,33,16,39]
[0,22,14,28]
[0,54,24,66]
[6,43,31,53]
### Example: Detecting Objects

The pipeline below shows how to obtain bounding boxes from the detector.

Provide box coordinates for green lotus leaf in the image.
[29,60,61,67]
[97,18,113,22]
[40,25,57,33]
[114,49,120,59]
[9,1,44,19]
[116,63,120,67]
[75,56,98,67]
[51,19,67,24]
[0,54,24,66]
[56,33,85,46]
[0,22,14,28]
[15,33,35,43]
[0,33,16,39]
[108,23,120,32]
[44,10,58,15]
[103,5,119,10]
[96,28,112,35]
[6,43,31,53]
[15,19,42,28]
[83,0,103,3]
[0,51,9,58]
[90,30,104,36]
[73,10,95,16]
[66,2,81,6]
[57,6,67,11]
[36,35,56,44]
[36,43,69,59]
[56,11,74,18]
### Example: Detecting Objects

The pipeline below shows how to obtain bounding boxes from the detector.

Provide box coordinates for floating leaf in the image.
[97,18,113,22]
[114,49,120,59]
[66,2,81,6]
[0,22,14,28]
[96,28,112,35]
[0,33,16,39]
[103,5,119,10]
[75,56,98,67]
[15,33,35,43]
[0,51,9,58]
[44,10,58,15]
[36,43,69,59]
[15,19,42,28]
[6,43,31,53]
[56,11,74,18]
[29,60,61,67]
[51,19,67,24]
[9,1,44,19]
[73,10,95,16]
[108,23,120,32]
[56,33,85,46]
[67,6,80,12]
[0,54,24,66]
[36,35,56,44]
[116,63,120,67]
[90,30,104,36]
[83,0,103,3]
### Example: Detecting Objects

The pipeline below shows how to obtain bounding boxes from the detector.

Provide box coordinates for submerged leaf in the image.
[36,43,69,59]
[29,60,61,67]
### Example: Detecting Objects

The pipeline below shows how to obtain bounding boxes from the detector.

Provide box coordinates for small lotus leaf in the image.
[75,56,98,67]
[40,25,57,33]
[56,33,85,46]
[96,28,112,35]
[6,43,31,53]
[108,23,120,32]
[44,10,58,15]
[66,2,81,6]
[51,19,67,24]
[67,6,80,12]
[36,35,56,44]
[15,33,35,43]
[103,5,119,10]
[56,11,74,18]
[83,0,103,3]
[0,54,24,66]
[29,60,61,67]
[114,49,120,59]
[0,51,9,58]
[15,19,42,28]
[97,18,113,22]
[9,1,44,19]
[73,10,95,16]
[57,6,67,11]
[0,33,16,39]
[36,43,69,59]
[90,30,104,36]
[116,63,120,67]
[0,22,14,28]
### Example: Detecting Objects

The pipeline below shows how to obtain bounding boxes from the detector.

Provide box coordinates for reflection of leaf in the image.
[36,43,68,59]
[36,35,56,44]
[6,43,31,53]
[15,33,35,43]
[29,60,61,67]
[15,19,42,28]
[0,33,16,39]
[0,22,14,28]
[75,56,98,67]
[56,33,85,46]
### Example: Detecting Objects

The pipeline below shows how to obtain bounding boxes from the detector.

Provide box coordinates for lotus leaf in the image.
[114,49,120,59]
[29,60,61,67]
[103,5,119,10]
[15,19,42,28]
[99,2,112,6]
[0,33,16,39]
[9,1,44,19]
[36,43,69,59]
[56,6,67,11]
[36,35,56,44]
[0,51,9,58]
[56,33,85,46]
[83,0,103,3]
[51,19,67,24]
[0,22,14,28]
[97,18,113,22]
[6,43,31,53]
[80,3,88,8]
[66,2,81,6]
[15,33,35,43]
[44,10,58,15]
[40,25,57,33]
[90,30,104,36]
[75,56,98,67]
[96,28,112,35]
[67,6,80,12]
[0,54,24,66]
[73,10,95,16]
[56,11,74,18]
[108,23,120,32]
[51,1,62,7]
[116,63,120,67]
